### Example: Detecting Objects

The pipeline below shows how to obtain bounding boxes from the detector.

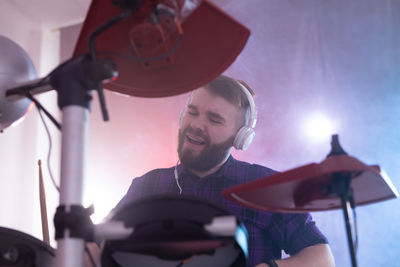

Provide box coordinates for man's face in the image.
[178,87,244,171]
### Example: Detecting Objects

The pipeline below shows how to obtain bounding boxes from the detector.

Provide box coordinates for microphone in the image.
[0,35,37,132]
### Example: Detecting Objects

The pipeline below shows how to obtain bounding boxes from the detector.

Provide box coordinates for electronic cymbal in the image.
[223,138,398,213]
[73,0,250,98]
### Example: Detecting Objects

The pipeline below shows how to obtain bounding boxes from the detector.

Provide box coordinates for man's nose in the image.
[189,116,206,132]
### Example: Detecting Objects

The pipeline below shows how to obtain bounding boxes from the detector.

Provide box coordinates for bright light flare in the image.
[301,112,338,143]
[83,181,121,224]
[11,101,35,128]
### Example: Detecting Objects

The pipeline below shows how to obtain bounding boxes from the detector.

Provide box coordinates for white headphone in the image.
[179,79,257,151]
[232,80,257,151]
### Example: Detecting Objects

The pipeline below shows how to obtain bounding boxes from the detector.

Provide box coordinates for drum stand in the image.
[49,54,133,267]
[7,26,134,267]
[320,137,358,267]
[5,51,119,267]
[323,173,358,267]
[222,135,399,267]
[5,6,137,267]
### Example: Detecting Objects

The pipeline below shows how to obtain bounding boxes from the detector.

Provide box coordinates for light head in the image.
[0,35,36,132]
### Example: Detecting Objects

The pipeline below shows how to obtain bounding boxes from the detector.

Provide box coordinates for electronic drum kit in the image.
[0,1,398,267]
[1,135,398,267]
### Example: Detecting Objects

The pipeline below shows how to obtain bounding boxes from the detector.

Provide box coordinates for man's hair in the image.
[203,75,254,111]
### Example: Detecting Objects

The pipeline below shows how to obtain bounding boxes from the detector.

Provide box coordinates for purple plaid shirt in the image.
[114,156,328,267]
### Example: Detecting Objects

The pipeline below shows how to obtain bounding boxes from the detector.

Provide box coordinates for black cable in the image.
[89,9,132,59]
[36,105,60,192]
[96,34,183,63]
[95,3,183,63]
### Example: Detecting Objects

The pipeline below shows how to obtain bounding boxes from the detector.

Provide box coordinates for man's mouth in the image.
[186,134,206,146]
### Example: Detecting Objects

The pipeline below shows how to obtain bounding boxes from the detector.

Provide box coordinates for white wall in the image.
[0,2,61,246]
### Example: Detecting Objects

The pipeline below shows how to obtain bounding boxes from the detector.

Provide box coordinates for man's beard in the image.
[177,126,234,172]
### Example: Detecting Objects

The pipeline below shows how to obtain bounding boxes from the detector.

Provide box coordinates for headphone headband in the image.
[236,80,257,129]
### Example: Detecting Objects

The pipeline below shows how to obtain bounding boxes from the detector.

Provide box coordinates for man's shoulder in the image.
[231,157,277,174]
[227,157,277,183]
[144,166,175,176]
[135,166,175,181]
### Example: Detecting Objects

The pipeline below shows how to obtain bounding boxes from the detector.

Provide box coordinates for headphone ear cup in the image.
[233,126,255,151]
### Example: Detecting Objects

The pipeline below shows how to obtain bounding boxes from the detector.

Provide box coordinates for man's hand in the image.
[255,244,335,267]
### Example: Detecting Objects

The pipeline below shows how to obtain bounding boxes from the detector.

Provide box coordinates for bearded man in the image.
[111,75,335,267]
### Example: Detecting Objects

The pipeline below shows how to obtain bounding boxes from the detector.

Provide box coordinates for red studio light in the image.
[73,0,250,98]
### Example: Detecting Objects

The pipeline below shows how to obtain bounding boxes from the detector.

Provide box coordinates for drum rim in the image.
[0,226,55,256]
